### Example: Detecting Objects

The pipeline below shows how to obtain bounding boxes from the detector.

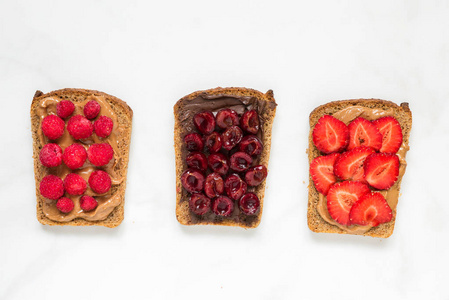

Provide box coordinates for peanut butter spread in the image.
[316,106,409,234]
[36,95,125,222]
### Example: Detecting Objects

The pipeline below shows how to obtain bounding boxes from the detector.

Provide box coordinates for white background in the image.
[1,1,448,299]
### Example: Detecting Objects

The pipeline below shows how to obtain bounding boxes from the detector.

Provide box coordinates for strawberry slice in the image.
[334,146,375,182]
[364,153,399,190]
[349,192,392,227]
[327,181,370,226]
[312,115,349,154]
[310,153,340,195]
[373,116,403,154]
[348,117,382,151]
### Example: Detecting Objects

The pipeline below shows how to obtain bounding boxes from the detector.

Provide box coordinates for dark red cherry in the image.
[216,109,239,129]
[212,196,234,217]
[239,135,263,156]
[204,132,222,153]
[184,133,204,152]
[189,193,211,215]
[204,172,224,198]
[240,110,260,134]
[225,174,247,201]
[208,153,229,175]
[221,125,243,150]
[245,165,268,186]
[181,169,205,193]
[230,152,253,172]
[193,111,215,135]
[239,193,260,215]
[186,152,208,171]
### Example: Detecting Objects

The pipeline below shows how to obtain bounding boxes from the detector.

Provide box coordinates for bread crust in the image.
[31,89,133,228]
[307,99,412,238]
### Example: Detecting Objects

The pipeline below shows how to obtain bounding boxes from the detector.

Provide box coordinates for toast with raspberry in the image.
[31,89,133,227]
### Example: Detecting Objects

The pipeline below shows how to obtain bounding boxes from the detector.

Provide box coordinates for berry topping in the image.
[189,193,211,215]
[94,116,113,138]
[312,115,349,154]
[349,192,392,227]
[333,146,375,182]
[239,193,260,215]
[204,132,222,153]
[225,174,247,200]
[310,153,340,195]
[186,152,208,171]
[84,100,101,119]
[56,100,75,119]
[63,173,87,195]
[364,153,399,190]
[67,115,93,140]
[327,181,370,226]
[42,115,65,140]
[39,143,63,167]
[230,152,252,172]
[348,117,382,151]
[39,175,64,200]
[181,169,205,193]
[193,111,215,135]
[88,170,112,194]
[239,135,263,156]
[56,197,74,213]
[62,143,87,169]
[212,196,234,217]
[184,133,204,152]
[87,143,114,166]
[240,110,260,134]
[221,125,243,150]
[216,109,239,129]
[80,195,98,211]
[208,153,229,175]
[245,165,268,186]
[204,173,224,198]
[373,116,403,154]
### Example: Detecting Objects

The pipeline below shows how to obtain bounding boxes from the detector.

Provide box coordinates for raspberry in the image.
[62,144,87,169]
[84,100,101,119]
[87,143,114,166]
[56,100,75,119]
[94,116,113,138]
[39,143,62,167]
[39,175,64,200]
[42,115,65,140]
[80,195,98,211]
[89,170,111,194]
[67,115,93,139]
[56,197,74,213]
[63,173,87,195]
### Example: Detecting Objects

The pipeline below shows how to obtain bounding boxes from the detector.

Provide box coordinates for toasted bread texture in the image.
[307,99,412,238]
[31,89,133,228]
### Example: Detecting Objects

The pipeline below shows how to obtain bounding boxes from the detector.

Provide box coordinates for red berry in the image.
[373,116,403,154]
[239,135,263,156]
[62,143,87,169]
[216,109,239,129]
[312,115,349,154]
[80,195,98,211]
[84,100,101,119]
[184,133,204,152]
[204,172,224,198]
[63,173,87,195]
[225,174,247,201]
[39,175,64,200]
[333,146,375,182]
[94,116,113,138]
[181,169,205,193]
[189,193,211,215]
[56,100,75,119]
[88,170,111,194]
[39,143,62,167]
[186,152,208,171]
[56,197,74,213]
[349,192,392,227]
[245,165,267,186]
[208,153,229,175]
[221,125,243,150]
[239,193,260,215]
[193,111,215,135]
[364,153,400,190]
[240,110,260,134]
[230,152,252,172]
[42,115,65,140]
[310,153,340,195]
[348,117,382,151]
[212,196,234,217]
[87,143,114,166]
[67,115,93,139]
[204,132,222,153]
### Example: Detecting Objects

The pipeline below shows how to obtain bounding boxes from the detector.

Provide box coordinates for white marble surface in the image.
[1,0,448,299]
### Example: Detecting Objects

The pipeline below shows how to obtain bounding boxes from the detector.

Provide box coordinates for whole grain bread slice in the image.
[31,89,133,228]
[307,99,412,238]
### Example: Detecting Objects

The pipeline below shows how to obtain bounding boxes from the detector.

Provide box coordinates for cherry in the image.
[239,135,263,156]
[221,125,243,150]
[225,174,247,200]
[181,169,205,193]
[204,172,224,198]
[245,165,268,186]
[240,110,260,134]
[230,152,253,172]
[239,193,260,215]
[212,196,234,217]
[189,193,211,215]
[184,133,204,152]
[186,152,208,171]
[204,132,222,153]
[193,111,215,135]
[216,109,239,129]
[208,153,229,175]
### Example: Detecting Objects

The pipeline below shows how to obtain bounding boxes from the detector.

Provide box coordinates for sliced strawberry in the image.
[348,117,382,151]
[349,192,392,227]
[327,181,370,226]
[364,153,399,190]
[334,146,375,182]
[312,115,349,154]
[310,153,340,195]
[373,116,403,154]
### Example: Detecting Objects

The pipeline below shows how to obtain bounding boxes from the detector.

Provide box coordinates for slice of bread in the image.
[307,99,412,238]
[174,87,277,228]
[31,89,133,228]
